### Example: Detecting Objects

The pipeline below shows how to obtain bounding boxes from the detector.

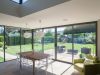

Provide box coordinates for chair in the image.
[74,55,100,75]
[57,46,65,53]
[81,47,91,54]
[16,53,53,75]
[67,49,78,54]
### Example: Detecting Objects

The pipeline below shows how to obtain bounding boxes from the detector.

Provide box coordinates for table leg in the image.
[20,57,22,70]
[45,58,48,75]
[33,60,35,75]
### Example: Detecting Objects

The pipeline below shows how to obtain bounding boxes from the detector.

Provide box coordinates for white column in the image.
[97,20,100,58]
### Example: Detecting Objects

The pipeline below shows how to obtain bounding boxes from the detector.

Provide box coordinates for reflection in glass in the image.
[21,29,32,52]
[34,29,43,52]
[44,28,55,59]
[57,26,73,63]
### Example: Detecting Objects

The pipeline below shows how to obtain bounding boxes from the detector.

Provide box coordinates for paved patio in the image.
[44,49,80,62]
[0,48,80,62]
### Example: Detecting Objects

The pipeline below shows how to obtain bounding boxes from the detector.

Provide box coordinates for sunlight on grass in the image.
[0,57,4,62]
[4,44,32,55]
[3,43,96,55]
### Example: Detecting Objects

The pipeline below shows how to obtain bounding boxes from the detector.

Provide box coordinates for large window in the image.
[21,29,32,52]
[43,28,55,59]
[0,22,97,63]
[73,23,96,60]
[5,27,20,61]
[34,29,43,52]
[56,23,96,63]
[57,26,73,63]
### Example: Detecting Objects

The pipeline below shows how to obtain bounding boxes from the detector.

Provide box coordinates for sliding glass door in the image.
[0,22,97,63]
[34,29,43,52]
[57,26,73,63]
[56,23,96,63]
[73,23,96,60]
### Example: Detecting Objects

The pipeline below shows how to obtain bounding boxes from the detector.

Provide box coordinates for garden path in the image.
[0,51,17,60]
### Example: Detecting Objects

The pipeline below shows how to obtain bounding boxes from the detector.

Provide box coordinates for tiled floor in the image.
[63,66,80,75]
[0,59,80,75]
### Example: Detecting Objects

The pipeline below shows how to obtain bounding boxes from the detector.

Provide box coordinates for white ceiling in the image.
[0,0,100,29]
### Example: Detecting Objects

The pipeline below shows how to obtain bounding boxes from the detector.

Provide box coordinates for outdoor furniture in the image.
[81,48,91,54]
[67,49,78,54]
[17,54,33,67]
[18,51,50,75]
[79,48,91,58]
[57,46,65,53]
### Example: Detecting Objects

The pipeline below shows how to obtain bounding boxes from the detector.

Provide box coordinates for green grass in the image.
[5,44,32,55]
[0,57,4,62]
[58,43,96,53]
[0,43,96,55]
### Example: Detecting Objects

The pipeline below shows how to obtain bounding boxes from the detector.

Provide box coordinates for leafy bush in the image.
[0,36,4,42]
[44,36,54,43]
[0,42,3,47]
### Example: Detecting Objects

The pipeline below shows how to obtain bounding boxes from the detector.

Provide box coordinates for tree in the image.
[44,30,53,37]
[44,30,54,43]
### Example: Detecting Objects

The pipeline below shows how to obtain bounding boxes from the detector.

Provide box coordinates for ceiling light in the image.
[23,32,31,38]
[63,19,68,21]
[23,23,32,38]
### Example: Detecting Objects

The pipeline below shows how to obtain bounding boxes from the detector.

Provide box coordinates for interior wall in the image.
[97,20,100,58]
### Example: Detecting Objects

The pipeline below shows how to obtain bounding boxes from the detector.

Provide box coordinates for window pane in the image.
[0,26,4,62]
[5,27,20,61]
[73,23,96,60]
[34,29,43,52]
[21,29,32,52]
[57,26,73,63]
[43,28,55,59]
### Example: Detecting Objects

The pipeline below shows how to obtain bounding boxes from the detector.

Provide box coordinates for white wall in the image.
[97,20,100,58]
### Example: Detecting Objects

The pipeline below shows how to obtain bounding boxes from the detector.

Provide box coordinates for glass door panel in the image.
[0,26,4,62]
[43,28,55,59]
[73,23,96,60]
[21,29,32,52]
[57,26,73,63]
[34,29,43,52]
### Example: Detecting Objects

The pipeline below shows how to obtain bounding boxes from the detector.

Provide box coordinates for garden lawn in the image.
[5,44,32,55]
[4,43,95,55]
[0,57,4,62]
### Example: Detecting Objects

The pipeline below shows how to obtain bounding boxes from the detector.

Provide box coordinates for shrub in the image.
[0,36,4,42]
[43,36,54,43]
[0,42,3,47]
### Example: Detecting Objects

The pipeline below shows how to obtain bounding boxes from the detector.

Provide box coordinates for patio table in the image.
[18,51,50,75]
